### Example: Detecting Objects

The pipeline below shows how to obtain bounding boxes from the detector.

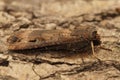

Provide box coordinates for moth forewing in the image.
[7,26,101,51]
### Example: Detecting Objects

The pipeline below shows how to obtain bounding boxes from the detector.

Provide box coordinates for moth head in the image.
[92,31,101,46]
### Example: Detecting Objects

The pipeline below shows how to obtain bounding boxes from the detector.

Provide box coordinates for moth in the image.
[7,26,101,52]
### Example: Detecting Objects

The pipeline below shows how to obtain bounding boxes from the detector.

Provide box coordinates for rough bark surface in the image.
[0,0,120,80]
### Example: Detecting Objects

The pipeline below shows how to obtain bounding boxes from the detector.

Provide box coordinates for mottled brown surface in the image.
[0,0,120,80]
[7,26,100,50]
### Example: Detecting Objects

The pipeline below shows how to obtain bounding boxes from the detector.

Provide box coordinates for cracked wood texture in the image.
[0,0,120,80]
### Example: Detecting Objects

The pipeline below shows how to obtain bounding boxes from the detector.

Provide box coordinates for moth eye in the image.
[92,31,97,37]
[7,36,20,44]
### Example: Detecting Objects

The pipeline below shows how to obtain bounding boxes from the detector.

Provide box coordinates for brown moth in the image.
[7,26,101,51]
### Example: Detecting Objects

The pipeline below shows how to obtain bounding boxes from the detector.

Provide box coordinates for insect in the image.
[7,26,101,59]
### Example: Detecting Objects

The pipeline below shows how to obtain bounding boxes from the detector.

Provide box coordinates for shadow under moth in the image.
[7,26,101,54]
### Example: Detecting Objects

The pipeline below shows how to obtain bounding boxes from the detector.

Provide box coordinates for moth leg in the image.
[81,57,85,64]
[91,41,101,63]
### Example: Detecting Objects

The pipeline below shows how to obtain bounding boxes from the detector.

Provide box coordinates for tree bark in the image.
[0,0,120,80]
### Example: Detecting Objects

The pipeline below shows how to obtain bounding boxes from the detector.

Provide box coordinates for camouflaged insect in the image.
[7,26,101,51]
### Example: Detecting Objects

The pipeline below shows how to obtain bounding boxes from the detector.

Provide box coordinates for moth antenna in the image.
[91,41,101,63]
[99,46,112,51]
[91,41,95,56]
